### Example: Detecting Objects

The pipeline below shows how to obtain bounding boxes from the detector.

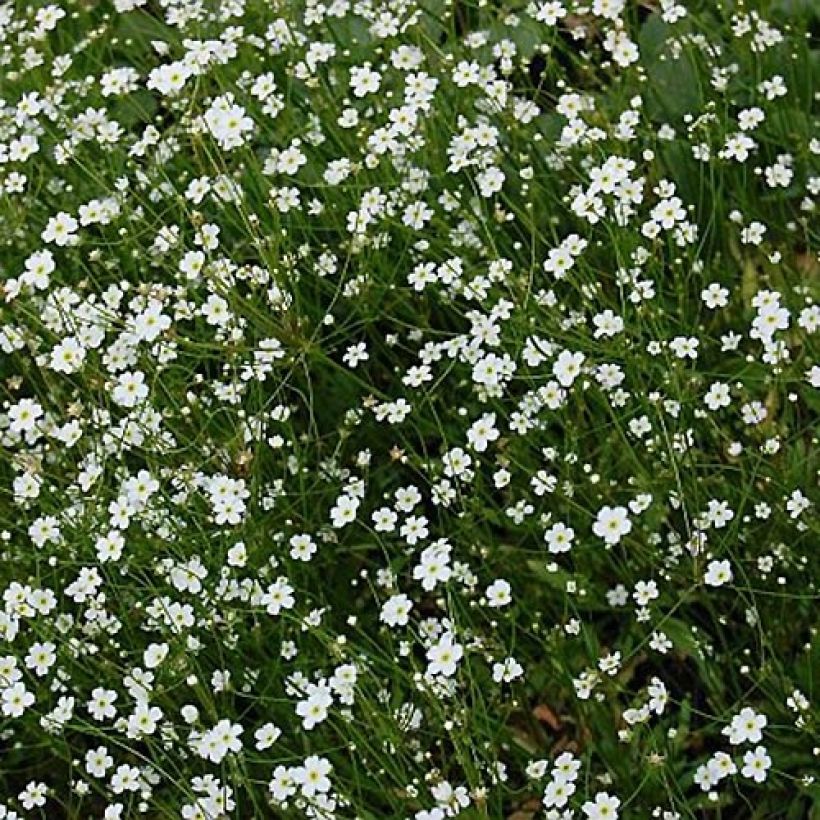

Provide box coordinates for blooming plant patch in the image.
[0,0,818,818]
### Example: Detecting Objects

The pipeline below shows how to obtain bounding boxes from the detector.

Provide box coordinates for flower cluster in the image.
[0,0,817,818]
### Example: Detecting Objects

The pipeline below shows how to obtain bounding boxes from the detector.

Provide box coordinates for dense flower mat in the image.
[0,0,818,818]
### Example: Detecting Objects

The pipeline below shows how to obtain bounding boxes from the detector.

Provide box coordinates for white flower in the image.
[372,507,398,532]
[204,95,254,150]
[706,498,735,528]
[289,533,317,562]
[8,398,43,433]
[134,302,171,342]
[442,448,472,478]
[126,703,162,738]
[492,656,523,683]
[292,755,332,797]
[694,762,717,792]
[85,745,113,778]
[24,641,55,677]
[143,643,169,670]
[95,530,124,562]
[723,707,767,745]
[194,719,243,763]
[534,1,567,25]
[400,514,429,545]
[741,746,771,782]
[553,350,585,387]
[263,577,295,616]
[669,336,699,359]
[380,594,413,627]
[701,283,730,308]
[147,61,191,95]
[41,211,78,246]
[485,578,512,608]
[741,221,767,245]
[704,559,733,587]
[648,678,668,714]
[343,342,369,368]
[551,751,581,782]
[707,751,737,782]
[110,764,141,794]
[582,791,620,819]
[254,722,282,751]
[269,765,297,803]
[86,687,117,721]
[476,166,505,197]
[402,201,433,229]
[21,249,54,289]
[786,489,811,519]
[720,132,756,162]
[431,781,470,813]
[180,250,206,279]
[296,683,332,730]
[112,370,149,408]
[426,636,463,677]
[330,494,360,528]
[592,309,624,338]
[413,542,452,591]
[2,681,35,717]
[544,522,574,554]
[17,780,48,811]
[704,381,731,411]
[543,776,576,808]
[651,196,685,229]
[467,412,499,452]
[593,505,632,545]
[201,294,231,326]
[50,337,86,373]
[349,64,381,97]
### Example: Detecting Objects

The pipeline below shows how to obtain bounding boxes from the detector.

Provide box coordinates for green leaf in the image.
[112,89,158,128]
[115,10,173,44]
[640,14,702,121]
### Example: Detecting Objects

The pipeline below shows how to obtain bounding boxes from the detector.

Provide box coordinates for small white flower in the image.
[485,578,512,608]
[467,412,499,453]
[492,656,523,683]
[704,559,733,587]
[544,522,574,554]
[350,64,381,97]
[723,707,767,745]
[112,370,149,408]
[593,505,632,545]
[8,398,43,433]
[380,594,413,627]
[254,722,282,751]
[741,746,771,782]
[553,350,585,387]
[42,211,78,246]
[426,636,463,677]
[582,791,620,819]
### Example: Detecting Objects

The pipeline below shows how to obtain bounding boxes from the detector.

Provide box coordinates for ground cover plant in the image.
[0,0,818,817]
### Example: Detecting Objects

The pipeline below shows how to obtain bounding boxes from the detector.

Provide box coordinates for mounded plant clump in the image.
[0,0,818,818]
